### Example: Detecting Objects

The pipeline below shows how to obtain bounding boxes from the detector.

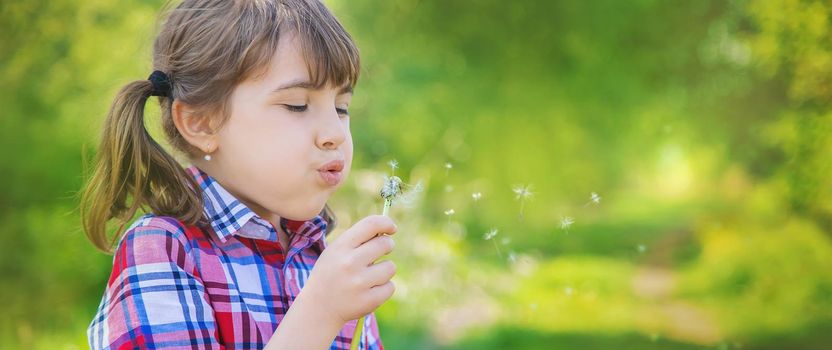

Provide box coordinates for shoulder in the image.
[111,214,204,271]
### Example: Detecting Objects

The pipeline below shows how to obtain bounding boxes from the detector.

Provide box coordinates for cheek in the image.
[220,111,310,170]
[343,126,354,166]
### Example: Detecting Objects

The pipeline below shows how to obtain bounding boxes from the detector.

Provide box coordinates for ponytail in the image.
[80,80,204,253]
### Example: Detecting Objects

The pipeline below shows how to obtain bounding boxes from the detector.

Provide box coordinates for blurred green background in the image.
[2,0,832,349]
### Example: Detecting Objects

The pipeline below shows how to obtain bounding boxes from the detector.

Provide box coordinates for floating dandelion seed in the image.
[509,251,517,264]
[388,159,398,174]
[560,216,574,232]
[445,184,454,192]
[483,228,503,259]
[483,228,498,240]
[637,244,647,253]
[513,185,533,199]
[472,192,482,202]
[584,192,602,207]
[444,162,453,175]
[444,208,455,224]
[501,237,511,245]
[512,184,533,220]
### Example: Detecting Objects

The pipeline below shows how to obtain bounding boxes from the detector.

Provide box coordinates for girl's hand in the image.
[302,215,398,326]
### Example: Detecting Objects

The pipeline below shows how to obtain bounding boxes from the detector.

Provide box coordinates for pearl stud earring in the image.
[204,153,212,161]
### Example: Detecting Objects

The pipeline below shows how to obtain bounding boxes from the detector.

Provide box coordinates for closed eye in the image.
[283,104,349,117]
[284,104,308,112]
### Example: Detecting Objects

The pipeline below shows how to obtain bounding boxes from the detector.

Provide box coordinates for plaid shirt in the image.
[88,166,383,349]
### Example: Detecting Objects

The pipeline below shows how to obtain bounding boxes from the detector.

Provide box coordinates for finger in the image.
[366,280,395,306]
[362,260,397,287]
[345,215,397,248]
[355,235,395,265]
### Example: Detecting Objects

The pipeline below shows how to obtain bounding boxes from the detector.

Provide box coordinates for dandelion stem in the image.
[382,199,392,217]
[492,239,503,259]
[519,200,525,221]
[350,317,364,350]
[354,177,400,350]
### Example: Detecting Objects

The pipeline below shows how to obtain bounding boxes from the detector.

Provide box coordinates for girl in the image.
[81,1,397,349]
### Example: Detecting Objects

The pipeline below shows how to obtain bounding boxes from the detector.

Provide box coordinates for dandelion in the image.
[355,174,406,350]
[560,216,574,233]
[512,184,533,220]
[483,228,503,259]
[380,176,403,217]
[444,162,453,176]
[472,192,482,202]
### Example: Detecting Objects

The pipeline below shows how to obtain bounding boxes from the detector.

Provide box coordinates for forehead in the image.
[250,32,351,94]
[266,32,308,85]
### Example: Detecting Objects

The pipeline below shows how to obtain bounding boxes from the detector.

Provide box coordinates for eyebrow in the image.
[270,79,353,95]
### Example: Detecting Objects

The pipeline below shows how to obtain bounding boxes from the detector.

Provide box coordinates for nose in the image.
[317,108,347,150]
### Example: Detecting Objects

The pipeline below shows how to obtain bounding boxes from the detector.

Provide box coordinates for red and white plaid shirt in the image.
[88,166,383,349]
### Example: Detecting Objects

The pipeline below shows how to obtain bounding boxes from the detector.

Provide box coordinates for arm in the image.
[88,217,223,350]
[264,286,345,350]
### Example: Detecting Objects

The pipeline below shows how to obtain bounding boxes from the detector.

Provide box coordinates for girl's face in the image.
[206,32,353,223]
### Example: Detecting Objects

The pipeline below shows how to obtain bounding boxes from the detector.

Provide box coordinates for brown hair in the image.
[81,0,359,252]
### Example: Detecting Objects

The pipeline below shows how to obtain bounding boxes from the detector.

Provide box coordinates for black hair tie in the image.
[148,70,171,97]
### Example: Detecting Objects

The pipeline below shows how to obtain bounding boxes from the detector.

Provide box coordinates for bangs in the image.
[294,0,360,90]
[238,0,360,91]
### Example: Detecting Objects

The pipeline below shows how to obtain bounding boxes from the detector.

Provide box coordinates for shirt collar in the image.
[187,166,328,244]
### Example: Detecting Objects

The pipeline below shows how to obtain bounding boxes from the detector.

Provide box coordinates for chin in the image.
[283,203,327,222]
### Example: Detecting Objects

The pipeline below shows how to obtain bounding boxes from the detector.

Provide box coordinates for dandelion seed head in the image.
[560,216,574,230]
[444,209,455,216]
[483,228,498,240]
[472,192,482,201]
[380,176,403,200]
[513,185,533,200]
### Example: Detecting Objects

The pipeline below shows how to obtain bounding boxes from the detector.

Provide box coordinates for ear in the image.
[171,100,218,155]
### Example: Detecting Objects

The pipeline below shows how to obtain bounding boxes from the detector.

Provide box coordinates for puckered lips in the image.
[317,159,344,186]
